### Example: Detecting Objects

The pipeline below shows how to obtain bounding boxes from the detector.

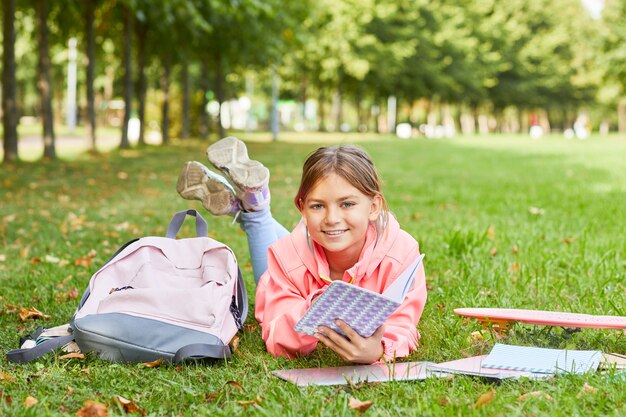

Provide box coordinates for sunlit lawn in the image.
[1,132,625,416]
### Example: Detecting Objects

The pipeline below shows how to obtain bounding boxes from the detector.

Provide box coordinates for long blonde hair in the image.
[294,145,389,223]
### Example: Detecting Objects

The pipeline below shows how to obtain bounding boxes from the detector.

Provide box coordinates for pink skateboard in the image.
[455,308,626,330]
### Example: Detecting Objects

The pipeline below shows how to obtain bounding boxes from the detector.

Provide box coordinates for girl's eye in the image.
[342,201,356,208]
[310,203,323,210]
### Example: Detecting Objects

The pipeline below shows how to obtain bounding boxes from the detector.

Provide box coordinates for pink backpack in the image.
[7,210,247,363]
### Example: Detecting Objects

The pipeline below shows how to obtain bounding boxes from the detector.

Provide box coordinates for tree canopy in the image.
[1,0,623,162]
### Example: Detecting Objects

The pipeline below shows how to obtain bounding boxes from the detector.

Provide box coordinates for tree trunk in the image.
[181,60,190,139]
[618,101,626,133]
[334,77,343,131]
[135,20,147,146]
[85,0,97,151]
[373,99,380,133]
[318,87,326,132]
[300,78,308,127]
[160,55,171,145]
[214,52,226,139]
[355,96,363,132]
[36,0,56,159]
[199,59,210,140]
[120,4,133,149]
[441,103,455,137]
[2,0,19,163]
[477,108,490,134]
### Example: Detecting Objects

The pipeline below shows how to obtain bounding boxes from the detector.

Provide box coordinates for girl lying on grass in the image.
[177,137,427,364]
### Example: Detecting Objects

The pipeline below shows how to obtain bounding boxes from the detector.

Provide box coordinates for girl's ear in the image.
[368,195,382,222]
[298,199,307,226]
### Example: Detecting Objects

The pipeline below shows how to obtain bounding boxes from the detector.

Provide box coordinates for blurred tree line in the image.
[1,0,625,162]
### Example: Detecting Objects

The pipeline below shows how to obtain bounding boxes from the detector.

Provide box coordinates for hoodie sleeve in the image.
[378,253,427,362]
[254,249,319,359]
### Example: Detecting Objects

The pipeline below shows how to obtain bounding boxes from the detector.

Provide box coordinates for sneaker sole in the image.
[206,136,269,192]
[176,161,237,216]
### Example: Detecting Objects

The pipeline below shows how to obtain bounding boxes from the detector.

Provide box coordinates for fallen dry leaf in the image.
[474,390,495,408]
[3,302,18,313]
[77,400,109,417]
[3,214,17,222]
[142,358,164,368]
[470,331,484,341]
[24,396,38,408]
[577,382,598,398]
[19,307,50,321]
[0,371,14,382]
[19,244,32,259]
[349,397,374,414]
[529,206,545,215]
[518,391,553,401]
[65,287,80,300]
[205,393,220,402]
[225,381,244,390]
[230,336,240,352]
[489,247,498,256]
[511,245,519,254]
[487,225,496,241]
[243,323,259,332]
[75,255,94,268]
[114,395,145,415]
[562,236,576,245]
[45,255,62,264]
[1,390,12,406]
[237,396,263,408]
[508,262,521,273]
[58,352,85,360]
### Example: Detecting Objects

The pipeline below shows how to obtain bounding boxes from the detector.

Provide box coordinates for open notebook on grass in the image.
[273,361,435,386]
[294,254,425,338]
[481,343,602,374]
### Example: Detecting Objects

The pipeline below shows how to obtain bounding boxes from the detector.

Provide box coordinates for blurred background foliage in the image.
[1,0,625,161]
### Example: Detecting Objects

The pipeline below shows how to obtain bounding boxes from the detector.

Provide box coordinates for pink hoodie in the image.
[255,213,427,362]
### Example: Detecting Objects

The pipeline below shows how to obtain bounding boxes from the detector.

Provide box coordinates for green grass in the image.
[1,133,625,416]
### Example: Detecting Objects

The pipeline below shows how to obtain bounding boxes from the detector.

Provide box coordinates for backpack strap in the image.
[173,343,231,362]
[166,209,208,238]
[6,326,74,363]
[234,268,248,327]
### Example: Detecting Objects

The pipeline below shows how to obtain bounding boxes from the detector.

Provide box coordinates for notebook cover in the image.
[481,343,602,374]
[426,355,551,380]
[273,361,434,386]
[294,281,400,337]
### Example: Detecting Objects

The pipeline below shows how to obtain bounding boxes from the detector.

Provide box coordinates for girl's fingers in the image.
[333,319,361,341]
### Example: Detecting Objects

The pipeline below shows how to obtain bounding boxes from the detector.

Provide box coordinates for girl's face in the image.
[300,173,381,261]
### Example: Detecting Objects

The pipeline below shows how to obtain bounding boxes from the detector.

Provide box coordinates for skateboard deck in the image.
[455,308,626,329]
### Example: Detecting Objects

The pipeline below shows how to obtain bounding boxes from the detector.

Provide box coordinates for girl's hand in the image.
[315,320,384,364]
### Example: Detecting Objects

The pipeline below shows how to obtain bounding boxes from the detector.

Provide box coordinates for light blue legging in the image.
[237,208,289,284]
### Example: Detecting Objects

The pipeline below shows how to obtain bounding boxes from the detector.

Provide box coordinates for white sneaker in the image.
[176,161,240,216]
[206,136,270,211]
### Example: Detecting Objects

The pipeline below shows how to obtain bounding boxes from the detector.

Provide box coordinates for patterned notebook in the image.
[294,254,425,338]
